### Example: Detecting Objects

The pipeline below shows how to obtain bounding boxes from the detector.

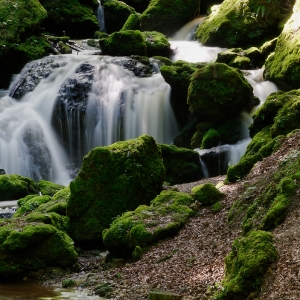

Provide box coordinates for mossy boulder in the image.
[264,0,300,89]
[39,0,98,38]
[158,144,202,185]
[102,190,195,254]
[68,135,165,244]
[213,230,277,299]
[160,61,206,126]
[187,63,258,123]
[99,30,147,56]
[140,0,200,36]
[0,174,38,201]
[190,122,218,149]
[196,0,283,47]
[218,118,246,145]
[191,183,225,205]
[121,13,141,31]
[38,180,65,197]
[141,31,170,57]
[200,128,220,149]
[121,0,151,12]
[226,153,263,183]
[173,120,198,149]
[102,0,136,33]
[13,195,52,218]
[0,220,77,279]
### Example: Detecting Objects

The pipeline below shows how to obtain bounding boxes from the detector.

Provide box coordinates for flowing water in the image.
[97,0,106,32]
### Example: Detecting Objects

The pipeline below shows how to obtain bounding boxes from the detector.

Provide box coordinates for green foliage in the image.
[191,183,225,205]
[38,180,65,197]
[158,144,201,185]
[140,0,200,36]
[213,230,278,299]
[0,220,77,279]
[187,63,258,123]
[102,190,195,254]
[68,135,165,244]
[132,245,143,260]
[0,174,38,201]
[100,30,147,56]
[196,0,282,47]
[39,0,98,38]
[201,128,221,149]
[62,279,76,288]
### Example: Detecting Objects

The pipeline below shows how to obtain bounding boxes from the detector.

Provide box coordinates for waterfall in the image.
[0,55,178,183]
[97,0,106,32]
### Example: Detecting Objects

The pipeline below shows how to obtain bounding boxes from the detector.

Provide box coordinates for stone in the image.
[149,291,182,300]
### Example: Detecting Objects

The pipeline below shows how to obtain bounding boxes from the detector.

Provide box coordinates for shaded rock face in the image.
[9,58,63,100]
[115,56,153,77]
[67,135,165,244]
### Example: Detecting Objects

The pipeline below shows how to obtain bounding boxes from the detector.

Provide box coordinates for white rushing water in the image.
[97,0,106,32]
[0,55,178,184]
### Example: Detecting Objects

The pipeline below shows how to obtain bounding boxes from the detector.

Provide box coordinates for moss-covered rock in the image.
[0,174,38,201]
[218,118,246,145]
[160,61,206,126]
[158,144,202,185]
[213,230,277,299]
[264,0,300,89]
[102,0,136,33]
[190,122,219,149]
[38,180,65,197]
[200,128,220,149]
[173,120,198,149]
[121,13,141,31]
[39,0,98,38]
[196,0,283,47]
[187,63,258,123]
[0,220,77,279]
[226,153,263,183]
[141,31,170,57]
[191,183,224,205]
[99,30,147,56]
[102,190,195,254]
[140,0,200,36]
[249,90,300,137]
[68,135,165,244]
[13,195,52,218]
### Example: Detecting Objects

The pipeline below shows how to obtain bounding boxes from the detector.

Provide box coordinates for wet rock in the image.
[116,56,153,77]
[149,291,182,300]
[9,59,63,99]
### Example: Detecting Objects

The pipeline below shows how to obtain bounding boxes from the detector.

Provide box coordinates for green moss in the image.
[13,195,52,218]
[173,120,197,149]
[141,31,170,57]
[218,119,245,145]
[17,195,38,207]
[38,180,65,197]
[191,183,225,206]
[102,190,194,254]
[211,201,222,213]
[196,0,282,47]
[201,128,221,149]
[158,144,201,185]
[25,212,70,232]
[132,245,142,260]
[100,30,147,56]
[245,126,272,156]
[259,37,277,56]
[58,41,72,54]
[187,63,258,123]
[264,3,300,89]
[102,0,136,33]
[213,230,277,299]
[230,56,251,69]
[0,174,38,201]
[62,279,76,288]
[47,36,70,43]
[249,90,300,137]
[190,122,218,148]
[39,0,98,38]
[226,153,263,183]
[121,13,141,31]
[140,0,200,36]
[68,135,165,244]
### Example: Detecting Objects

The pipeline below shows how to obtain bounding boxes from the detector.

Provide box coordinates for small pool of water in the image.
[0,282,103,300]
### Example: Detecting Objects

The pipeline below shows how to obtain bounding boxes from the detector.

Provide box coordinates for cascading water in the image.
[0,55,178,184]
[97,0,106,32]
